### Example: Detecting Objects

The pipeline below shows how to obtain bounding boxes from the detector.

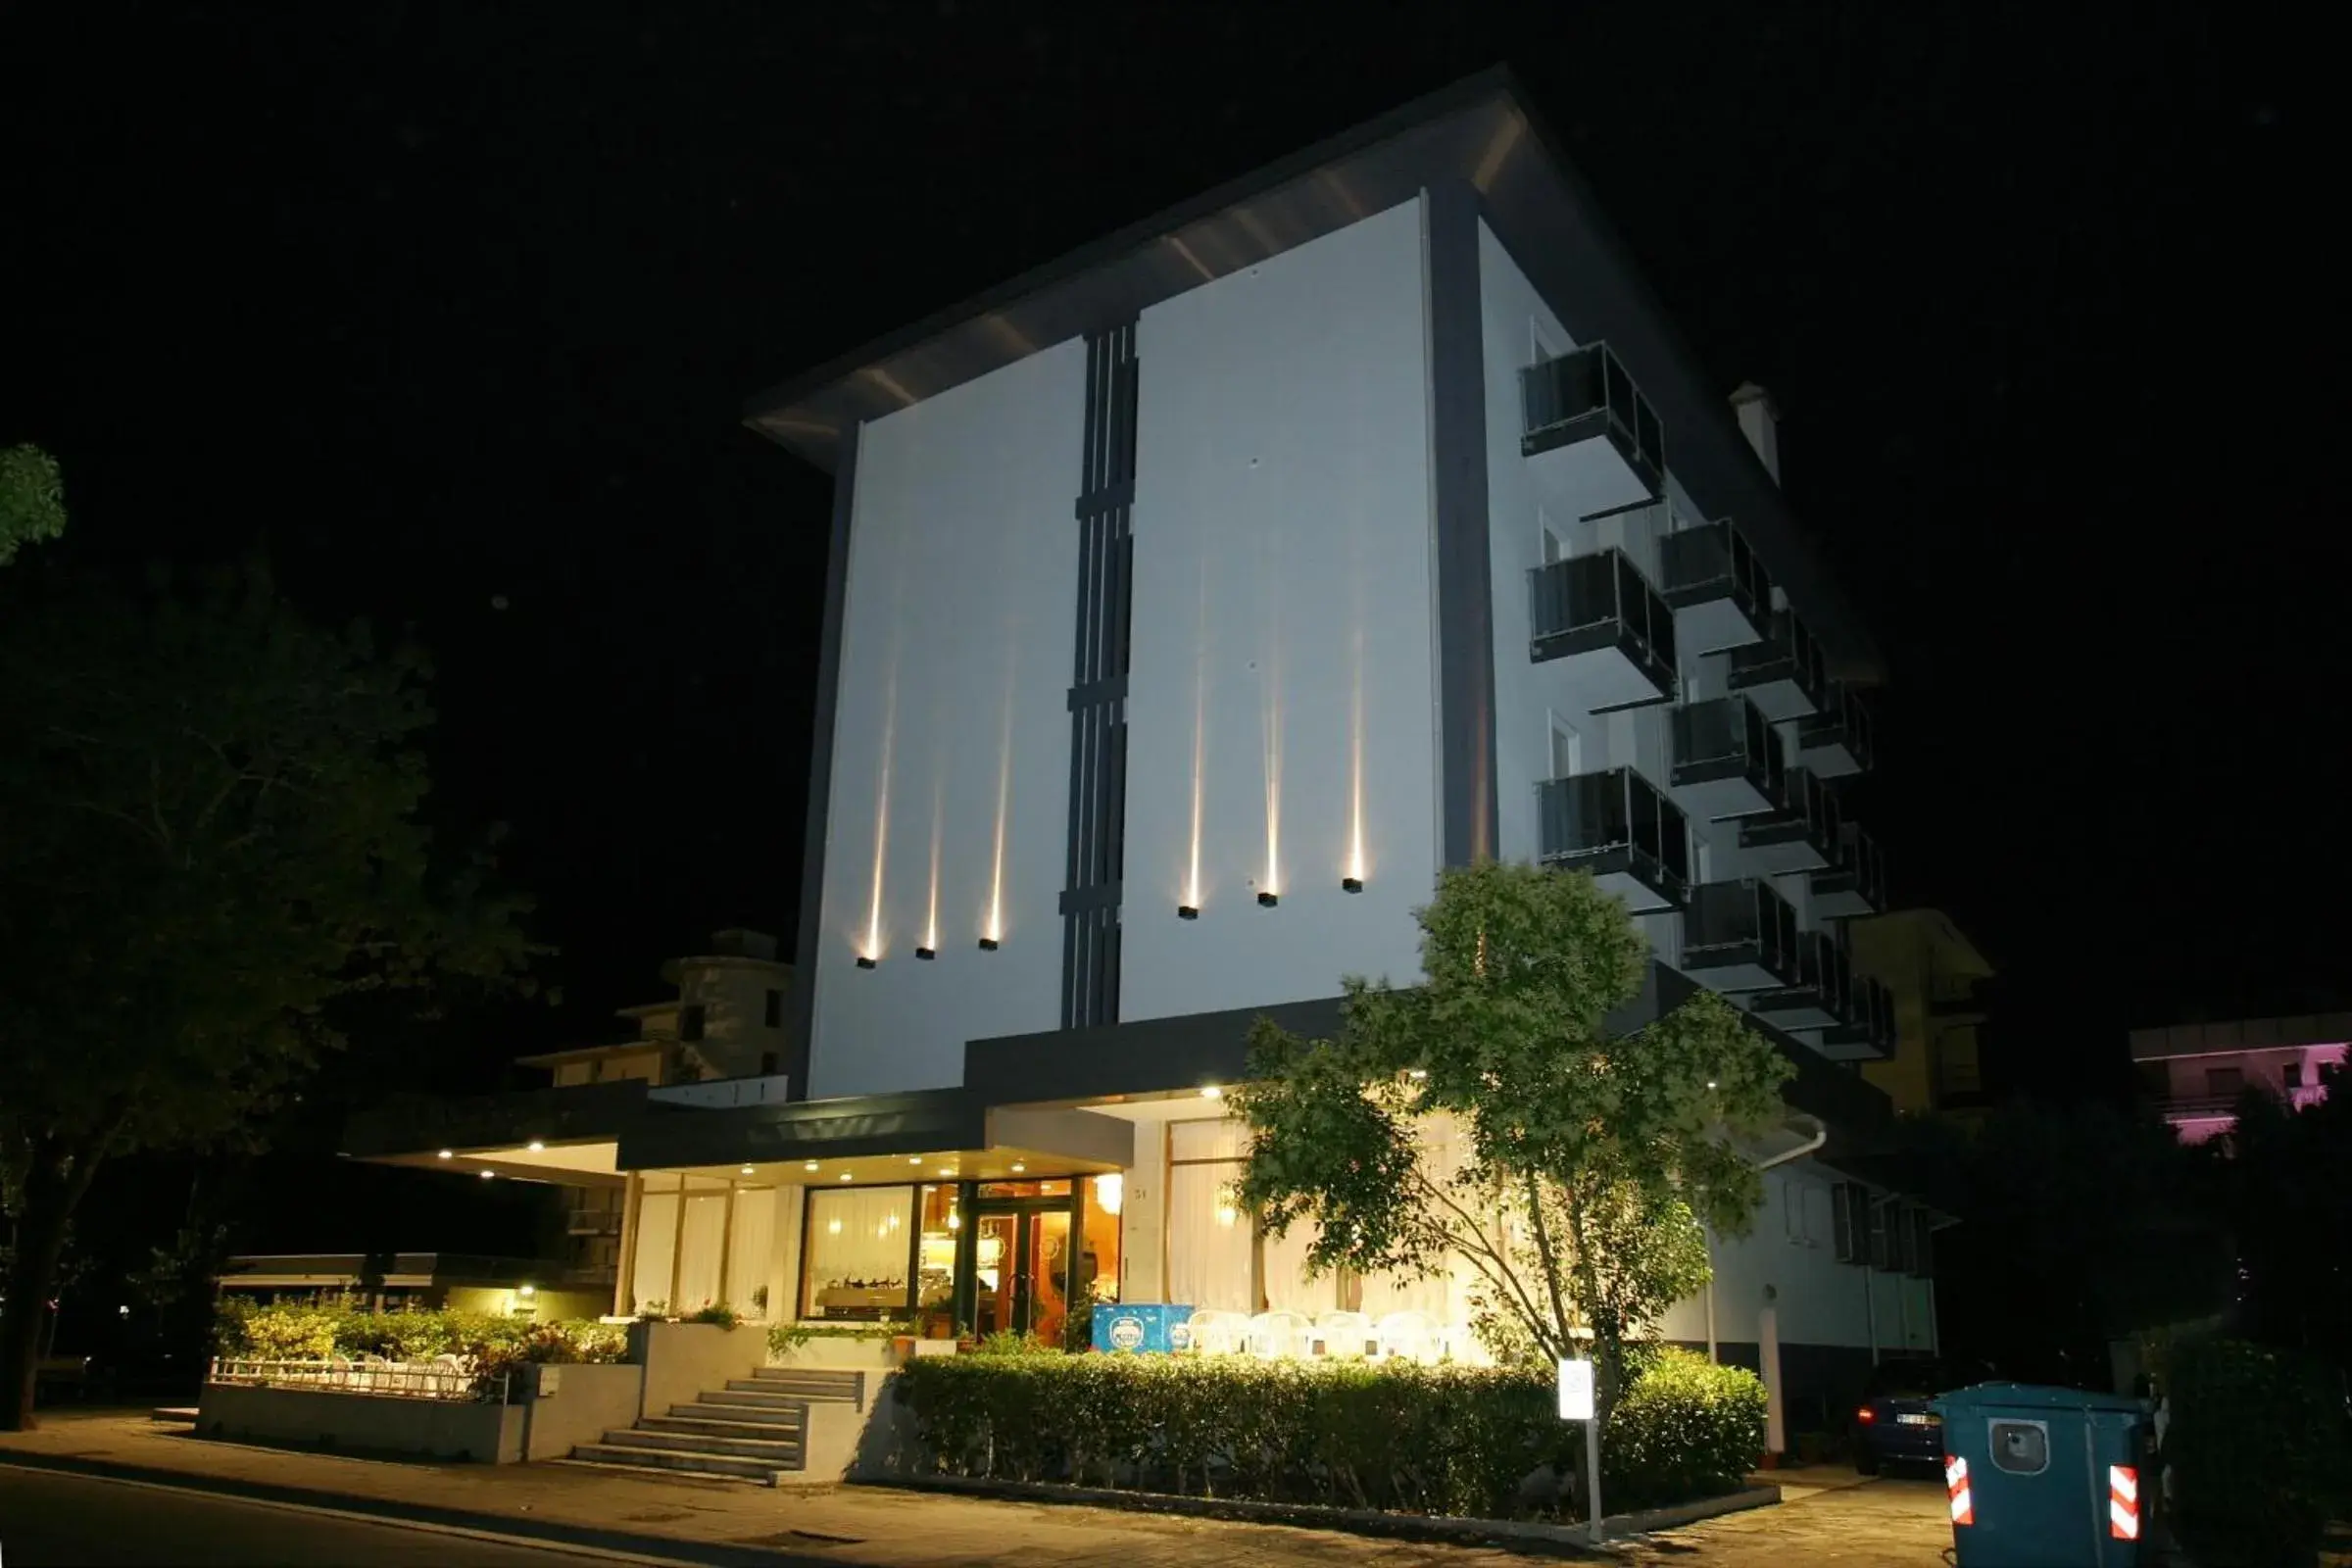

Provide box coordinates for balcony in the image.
[1818,975,1896,1061]
[1738,768,1843,874]
[1682,879,1802,992]
[1809,824,1886,919]
[1725,608,1828,721]
[1537,766,1690,913]
[1669,696,1785,821]
[1529,550,1678,711]
[1660,518,1771,655]
[1748,930,1852,1032]
[1520,344,1664,516]
[1797,683,1874,777]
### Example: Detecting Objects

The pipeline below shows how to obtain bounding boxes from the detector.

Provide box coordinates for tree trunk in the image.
[1,1137,109,1432]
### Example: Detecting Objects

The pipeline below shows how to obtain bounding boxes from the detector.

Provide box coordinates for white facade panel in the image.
[1120,197,1440,1022]
[808,341,1086,1098]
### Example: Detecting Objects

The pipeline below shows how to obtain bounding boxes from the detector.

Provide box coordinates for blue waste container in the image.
[1933,1382,2154,1568]
[1091,1302,1194,1354]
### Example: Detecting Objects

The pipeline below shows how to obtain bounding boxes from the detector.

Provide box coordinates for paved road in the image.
[0,1467,676,1568]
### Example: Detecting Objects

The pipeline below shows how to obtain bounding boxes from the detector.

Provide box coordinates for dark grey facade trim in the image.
[1059,322,1137,1032]
[341,1081,652,1159]
[965,997,1350,1107]
[784,421,859,1102]
[616,1088,985,1172]
[742,66,1880,681]
[1425,177,1499,867]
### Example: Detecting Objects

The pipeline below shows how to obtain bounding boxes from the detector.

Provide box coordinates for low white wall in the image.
[630,1319,765,1419]
[197,1383,523,1463]
[519,1362,645,1462]
[796,1370,904,1488]
[769,1337,898,1372]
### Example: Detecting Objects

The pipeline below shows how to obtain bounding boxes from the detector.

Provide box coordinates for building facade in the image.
[347,71,1941,1444]
[2131,1013,2346,1144]
[1851,908,1995,1115]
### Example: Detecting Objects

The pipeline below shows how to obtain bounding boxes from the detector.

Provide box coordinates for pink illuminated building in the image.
[2130,1013,2346,1145]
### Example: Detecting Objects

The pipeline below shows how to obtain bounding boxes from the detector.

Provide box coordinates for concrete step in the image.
[599,1427,805,1463]
[568,1442,786,1485]
[644,1412,804,1442]
[701,1386,807,1411]
[747,1367,865,1404]
[664,1398,805,1426]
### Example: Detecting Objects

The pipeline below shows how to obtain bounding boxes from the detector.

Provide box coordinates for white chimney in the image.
[1730,382,1781,485]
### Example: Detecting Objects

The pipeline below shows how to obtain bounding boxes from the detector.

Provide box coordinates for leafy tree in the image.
[0,444,67,564]
[0,539,537,1429]
[1234,860,1793,1425]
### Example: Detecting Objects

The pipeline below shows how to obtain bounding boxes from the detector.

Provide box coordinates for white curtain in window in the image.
[1166,1160,1250,1311]
[802,1188,913,1314]
[726,1188,777,1315]
[1259,1216,1339,1317]
[674,1193,728,1312]
[632,1191,678,1313]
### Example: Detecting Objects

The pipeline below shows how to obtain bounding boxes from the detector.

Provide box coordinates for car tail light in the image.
[1856,1406,1875,1422]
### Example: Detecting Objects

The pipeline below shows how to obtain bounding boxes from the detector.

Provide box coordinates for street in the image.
[0,1468,731,1568]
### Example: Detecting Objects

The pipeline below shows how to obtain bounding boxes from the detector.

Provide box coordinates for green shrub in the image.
[2166,1336,2352,1567]
[1600,1348,1768,1509]
[215,1301,628,1372]
[767,1318,907,1358]
[684,1302,741,1327]
[893,1351,1765,1518]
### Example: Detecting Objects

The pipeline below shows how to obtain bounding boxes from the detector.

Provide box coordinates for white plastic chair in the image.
[1315,1311,1374,1359]
[1246,1309,1313,1360]
[1374,1310,1438,1364]
[1186,1309,1247,1355]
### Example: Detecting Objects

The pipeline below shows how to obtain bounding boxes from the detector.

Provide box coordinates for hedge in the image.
[892,1348,1764,1519]
[2164,1336,2352,1568]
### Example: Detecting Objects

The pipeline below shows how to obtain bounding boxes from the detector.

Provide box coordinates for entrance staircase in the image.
[569,1365,866,1486]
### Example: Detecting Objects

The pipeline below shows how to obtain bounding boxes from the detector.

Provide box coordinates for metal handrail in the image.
[206,1355,507,1403]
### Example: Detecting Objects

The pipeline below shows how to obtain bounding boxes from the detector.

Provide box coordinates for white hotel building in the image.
[350,69,1940,1447]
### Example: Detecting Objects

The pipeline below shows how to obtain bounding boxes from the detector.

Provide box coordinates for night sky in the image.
[8,3,2329,1103]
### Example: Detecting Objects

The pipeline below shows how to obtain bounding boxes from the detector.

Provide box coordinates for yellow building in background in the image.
[1849,908,1995,1115]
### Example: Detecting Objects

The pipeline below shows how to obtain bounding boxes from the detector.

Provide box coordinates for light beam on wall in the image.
[985,630,1016,947]
[863,670,897,964]
[924,772,944,957]
[1260,634,1282,903]
[1347,542,1367,891]
[1185,561,1208,914]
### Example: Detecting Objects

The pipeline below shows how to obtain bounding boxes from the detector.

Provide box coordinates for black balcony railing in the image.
[1811,823,1887,917]
[1797,683,1875,773]
[1660,517,1771,624]
[1529,549,1678,693]
[1670,695,1785,800]
[1683,878,1801,983]
[1726,608,1828,714]
[1738,767,1843,866]
[1823,975,1896,1057]
[1521,344,1665,497]
[1537,767,1690,906]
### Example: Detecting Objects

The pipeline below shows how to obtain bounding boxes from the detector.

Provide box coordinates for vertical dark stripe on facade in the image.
[786,422,860,1100]
[1425,178,1498,865]
[1059,321,1138,1030]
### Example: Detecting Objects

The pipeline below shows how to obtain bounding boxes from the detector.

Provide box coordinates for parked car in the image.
[1852,1356,1998,1474]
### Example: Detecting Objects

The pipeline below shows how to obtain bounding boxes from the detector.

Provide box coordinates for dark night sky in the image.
[7,3,2334,1102]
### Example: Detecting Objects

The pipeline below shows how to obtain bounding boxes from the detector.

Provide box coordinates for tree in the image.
[0,444,68,565]
[0,545,537,1429]
[1234,859,1793,1425]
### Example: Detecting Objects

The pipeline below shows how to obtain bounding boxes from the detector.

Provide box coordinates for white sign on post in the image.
[1558,1357,1603,1543]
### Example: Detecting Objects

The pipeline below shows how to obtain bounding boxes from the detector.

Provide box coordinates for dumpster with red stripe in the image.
[1931,1382,2154,1568]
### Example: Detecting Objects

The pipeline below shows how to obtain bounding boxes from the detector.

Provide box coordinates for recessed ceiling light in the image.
[741,1165,755,1175]
[526,1140,546,1152]
[839,1172,853,1182]
[804,1160,819,1172]
[909,1156,923,1165]
[1011,1162,1025,1173]
[478,1170,494,1180]
[437,1150,453,1159]
[1201,1085,1223,1100]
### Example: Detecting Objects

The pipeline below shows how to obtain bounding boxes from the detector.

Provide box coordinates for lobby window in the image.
[1166,1119,1251,1313]
[801,1186,914,1319]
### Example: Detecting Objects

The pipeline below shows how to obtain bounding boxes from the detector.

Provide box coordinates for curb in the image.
[860,1470,1780,1550]
[0,1448,835,1568]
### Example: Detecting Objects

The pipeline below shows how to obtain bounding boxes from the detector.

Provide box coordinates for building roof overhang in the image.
[743,64,1882,681]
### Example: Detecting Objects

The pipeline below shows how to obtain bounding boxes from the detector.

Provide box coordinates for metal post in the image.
[1587,1414,1605,1544]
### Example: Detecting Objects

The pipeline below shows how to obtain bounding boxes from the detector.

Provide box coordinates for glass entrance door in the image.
[965,1200,1077,1344]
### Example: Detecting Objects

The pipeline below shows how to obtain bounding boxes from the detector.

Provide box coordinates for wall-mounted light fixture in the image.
[1342,877,1364,894]
[856,955,878,969]
[915,947,937,960]
[1257,891,1279,907]
[1177,904,1200,920]
[977,937,1000,952]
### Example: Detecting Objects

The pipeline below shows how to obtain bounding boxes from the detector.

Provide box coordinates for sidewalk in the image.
[0,1409,1565,1567]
